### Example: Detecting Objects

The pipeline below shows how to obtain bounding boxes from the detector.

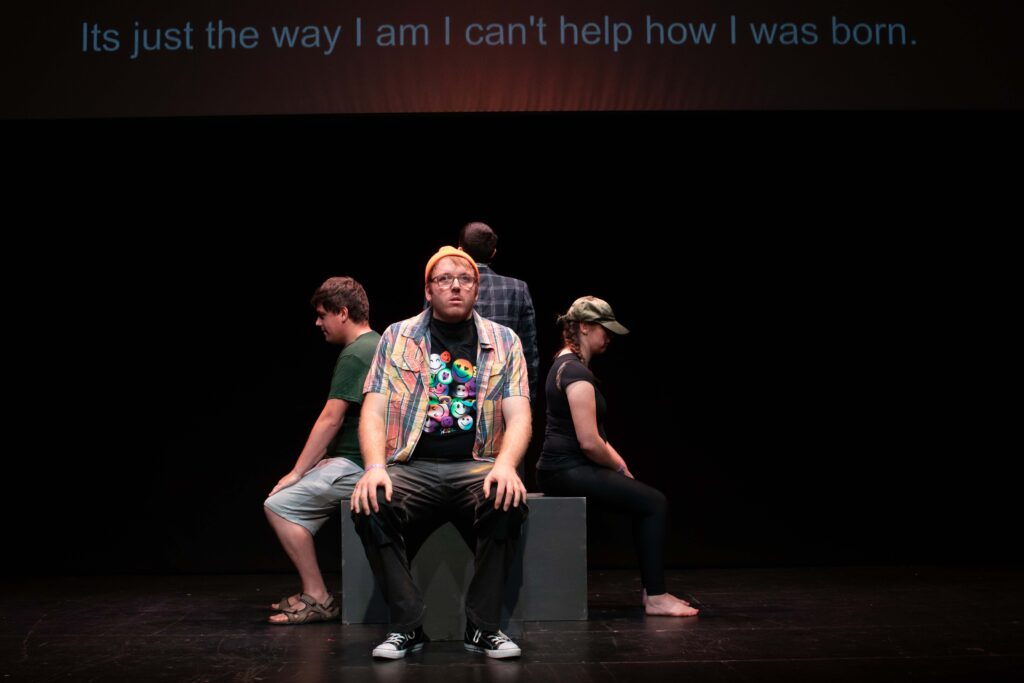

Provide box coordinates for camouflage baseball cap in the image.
[564,296,630,335]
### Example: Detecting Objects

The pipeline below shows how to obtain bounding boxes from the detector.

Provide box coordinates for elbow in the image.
[320,413,344,431]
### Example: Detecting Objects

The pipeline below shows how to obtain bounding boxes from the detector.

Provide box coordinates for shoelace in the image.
[383,632,413,647]
[486,631,512,647]
[471,629,512,647]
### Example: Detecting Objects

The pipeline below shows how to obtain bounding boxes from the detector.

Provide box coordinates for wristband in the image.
[366,463,386,471]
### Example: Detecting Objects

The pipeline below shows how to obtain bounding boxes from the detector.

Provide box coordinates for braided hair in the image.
[556,314,585,363]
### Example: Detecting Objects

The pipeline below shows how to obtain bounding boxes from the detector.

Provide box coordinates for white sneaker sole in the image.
[464,643,522,659]
[372,643,425,659]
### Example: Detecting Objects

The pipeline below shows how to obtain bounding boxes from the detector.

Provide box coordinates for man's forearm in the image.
[493,411,531,469]
[358,410,388,467]
[290,401,345,475]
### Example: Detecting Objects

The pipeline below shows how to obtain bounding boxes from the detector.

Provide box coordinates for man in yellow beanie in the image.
[351,246,531,660]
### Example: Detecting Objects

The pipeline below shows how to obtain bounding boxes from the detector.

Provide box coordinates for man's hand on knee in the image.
[351,466,392,514]
[483,463,527,511]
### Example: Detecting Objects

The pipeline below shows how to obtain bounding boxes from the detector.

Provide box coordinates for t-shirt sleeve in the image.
[362,327,393,395]
[502,334,531,399]
[556,359,595,393]
[328,351,371,404]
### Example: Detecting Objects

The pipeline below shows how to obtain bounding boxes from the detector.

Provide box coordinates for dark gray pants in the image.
[352,459,528,631]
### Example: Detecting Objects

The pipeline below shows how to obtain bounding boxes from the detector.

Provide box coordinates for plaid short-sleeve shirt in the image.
[363,309,530,463]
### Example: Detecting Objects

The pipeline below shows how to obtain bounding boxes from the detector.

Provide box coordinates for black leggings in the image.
[537,464,669,595]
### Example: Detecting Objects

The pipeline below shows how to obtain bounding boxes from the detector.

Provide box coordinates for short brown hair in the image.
[310,277,369,322]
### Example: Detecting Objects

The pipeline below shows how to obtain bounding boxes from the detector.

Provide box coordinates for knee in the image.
[373,487,394,510]
[263,499,282,522]
[477,503,528,541]
[351,491,400,545]
[649,488,668,516]
[351,488,396,518]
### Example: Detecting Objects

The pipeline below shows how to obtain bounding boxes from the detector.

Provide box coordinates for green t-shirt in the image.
[326,330,381,467]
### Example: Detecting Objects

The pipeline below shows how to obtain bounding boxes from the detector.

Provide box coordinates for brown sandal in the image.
[270,594,339,625]
[271,595,299,611]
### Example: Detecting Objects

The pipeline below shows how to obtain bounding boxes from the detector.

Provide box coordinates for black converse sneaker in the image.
[372,627,429,659]
[463,621,522,659]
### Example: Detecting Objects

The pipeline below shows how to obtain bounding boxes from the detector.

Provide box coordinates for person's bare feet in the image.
[643,590,699,617]
[642,588,690,607]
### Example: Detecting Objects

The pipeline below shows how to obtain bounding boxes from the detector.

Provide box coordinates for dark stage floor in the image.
[3,567,1022,682]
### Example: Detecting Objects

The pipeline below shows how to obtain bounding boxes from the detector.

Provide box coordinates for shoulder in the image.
[557,355,595,382]
[481,268,529,291]
[342,330,382,361]
[478,315,519,344]
[385,311,428,342]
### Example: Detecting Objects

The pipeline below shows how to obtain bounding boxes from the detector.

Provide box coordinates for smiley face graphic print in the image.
[425,351,478,434]
[413,316,479,460]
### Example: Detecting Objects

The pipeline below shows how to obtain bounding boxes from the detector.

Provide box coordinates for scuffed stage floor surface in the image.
[3,567,1022,682]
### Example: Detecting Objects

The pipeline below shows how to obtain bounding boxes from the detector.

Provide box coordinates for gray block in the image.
[341,493,587,640]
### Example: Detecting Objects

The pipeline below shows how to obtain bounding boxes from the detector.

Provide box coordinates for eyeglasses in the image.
[430,274,477,289]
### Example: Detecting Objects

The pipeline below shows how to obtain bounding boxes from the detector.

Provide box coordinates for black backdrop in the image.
[4,112,1017,575]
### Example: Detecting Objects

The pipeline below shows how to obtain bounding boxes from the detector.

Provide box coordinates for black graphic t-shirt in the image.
[412,316,479,460]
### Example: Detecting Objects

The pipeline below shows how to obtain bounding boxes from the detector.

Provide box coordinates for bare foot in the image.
[643,588,690,607]
[644,592,699,617]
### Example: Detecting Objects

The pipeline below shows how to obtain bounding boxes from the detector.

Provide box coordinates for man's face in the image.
[425,256,478,322]
[315,305,347,344]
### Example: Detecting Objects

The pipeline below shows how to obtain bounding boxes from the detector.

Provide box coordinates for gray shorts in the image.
[264,457,363,535]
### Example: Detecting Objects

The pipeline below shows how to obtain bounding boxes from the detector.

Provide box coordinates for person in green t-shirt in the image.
[264,276,382,625]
